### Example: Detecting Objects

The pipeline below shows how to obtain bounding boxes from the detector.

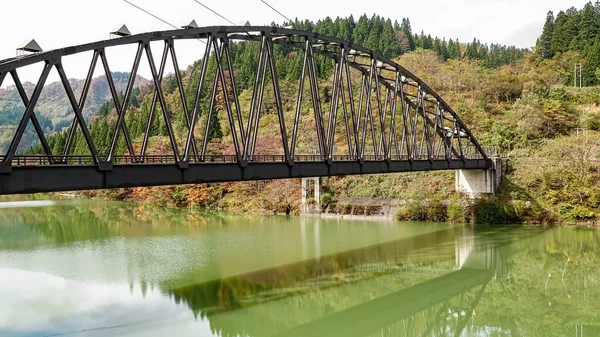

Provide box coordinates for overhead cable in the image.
[191,0,236,25]
[122,0,206,44]
[259,0,292,23]
[123,0,179,29]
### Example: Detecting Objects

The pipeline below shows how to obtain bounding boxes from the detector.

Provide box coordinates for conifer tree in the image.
[433,38,442,59]
[563,7,581,51]
[583,35,600,85]
[464,38,479,59]
[578,2,599,46]
[338,16,355,42]
[366,15,383,52]
[423,34,434,49]
[440,38,450,61]
[414,31,425,49]
[448,39,461,59]
[478,43,488,60]
[353,15,369,46]
[551,11,569,53]
[401,18,415,51]
[381,19,400,58]
[538,11,555,58]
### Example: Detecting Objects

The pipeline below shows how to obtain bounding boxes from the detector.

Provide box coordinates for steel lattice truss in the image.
[0,26,491,194]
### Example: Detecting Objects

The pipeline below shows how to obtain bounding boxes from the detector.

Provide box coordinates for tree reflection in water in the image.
[0,200,599,336]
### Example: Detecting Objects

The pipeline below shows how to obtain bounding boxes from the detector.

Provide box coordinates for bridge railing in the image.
[9,155,96,166]
[0,152,488,167]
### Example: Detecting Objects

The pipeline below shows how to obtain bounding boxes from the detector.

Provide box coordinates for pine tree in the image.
[208,110,223,141]
[433,38,442,59]
[448,39,461,59]
[478,43,489,60]
[366,15,383,52]
[414,31,425,49]
[564,7,582,51]
[338,16,355,42]
[423,34,433,49]
[538,11,555,58]
[551,11,569,53]
[353,15,369,46]
[440,38,450,61]
[578,2,599,47]
[464,38,478,59]
[401,18,415,51]
[583,35,600,85]
[317,16,336,37]
[381,19,400,58]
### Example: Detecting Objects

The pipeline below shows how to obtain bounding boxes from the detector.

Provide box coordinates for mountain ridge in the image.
[0,73,150,132]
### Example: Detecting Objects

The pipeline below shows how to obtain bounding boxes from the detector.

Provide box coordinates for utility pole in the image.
[574,63,583,87]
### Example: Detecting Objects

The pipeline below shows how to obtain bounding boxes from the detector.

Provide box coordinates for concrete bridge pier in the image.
[301,177,322,215]
[455,157,502,198]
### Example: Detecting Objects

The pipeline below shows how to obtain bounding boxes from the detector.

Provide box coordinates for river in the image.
[0,199,598,336]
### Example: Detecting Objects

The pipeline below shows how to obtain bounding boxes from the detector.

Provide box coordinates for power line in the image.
[259,0,292,23]
[123,0,179,30]
[122,0,206,44]
[191,0,236,25]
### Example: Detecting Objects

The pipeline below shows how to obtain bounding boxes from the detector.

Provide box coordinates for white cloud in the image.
[0,268,214,336]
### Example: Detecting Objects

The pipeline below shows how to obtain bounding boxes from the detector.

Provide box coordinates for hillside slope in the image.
[11,10,600,225]
[0,73,149,130]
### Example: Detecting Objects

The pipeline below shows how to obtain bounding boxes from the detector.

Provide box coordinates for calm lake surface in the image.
[0,199,598,337]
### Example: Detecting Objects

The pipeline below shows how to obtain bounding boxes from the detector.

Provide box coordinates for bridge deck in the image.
[0,159,490,195]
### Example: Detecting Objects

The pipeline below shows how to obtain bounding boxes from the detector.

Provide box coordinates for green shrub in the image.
[557,204,596,222]
[395,199,426,221]
[170,187,187,207]
[580,108,600,131]
[320,192,334,205]
[394,195,448,222]
[426,196,447,222]
[448,193,471,223]
[472,198,517,225]
[548,86,570,101]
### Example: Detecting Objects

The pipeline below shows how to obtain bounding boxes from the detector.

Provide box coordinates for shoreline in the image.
[2,192,597,227]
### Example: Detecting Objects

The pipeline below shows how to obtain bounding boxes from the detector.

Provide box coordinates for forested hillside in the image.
[20,14,526,156]
[3,14,523,154]
[538,1,600,85]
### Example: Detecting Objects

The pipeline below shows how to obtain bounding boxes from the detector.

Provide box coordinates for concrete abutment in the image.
[455,157,502,198]
[301,177,322,214]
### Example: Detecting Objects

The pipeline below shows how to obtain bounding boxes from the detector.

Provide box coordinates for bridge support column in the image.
[456,157,502,198]
[301,177,322,215]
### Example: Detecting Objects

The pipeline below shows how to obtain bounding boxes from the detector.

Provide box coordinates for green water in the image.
[0,199,598,337]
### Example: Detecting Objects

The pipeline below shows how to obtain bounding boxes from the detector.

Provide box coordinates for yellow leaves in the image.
[395,49,441,85]
[484,68,523,103]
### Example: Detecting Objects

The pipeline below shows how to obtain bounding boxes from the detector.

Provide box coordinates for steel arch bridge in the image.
[0,26,490,195]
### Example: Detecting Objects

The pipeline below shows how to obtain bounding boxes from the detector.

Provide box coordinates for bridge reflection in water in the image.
[158,218,506,337]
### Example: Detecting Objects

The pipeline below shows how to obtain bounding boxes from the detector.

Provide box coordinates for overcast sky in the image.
[0,0,591,84]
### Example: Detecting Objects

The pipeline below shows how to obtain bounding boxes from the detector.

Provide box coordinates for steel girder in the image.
[0,26,491,194]
[0,159,490,195]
